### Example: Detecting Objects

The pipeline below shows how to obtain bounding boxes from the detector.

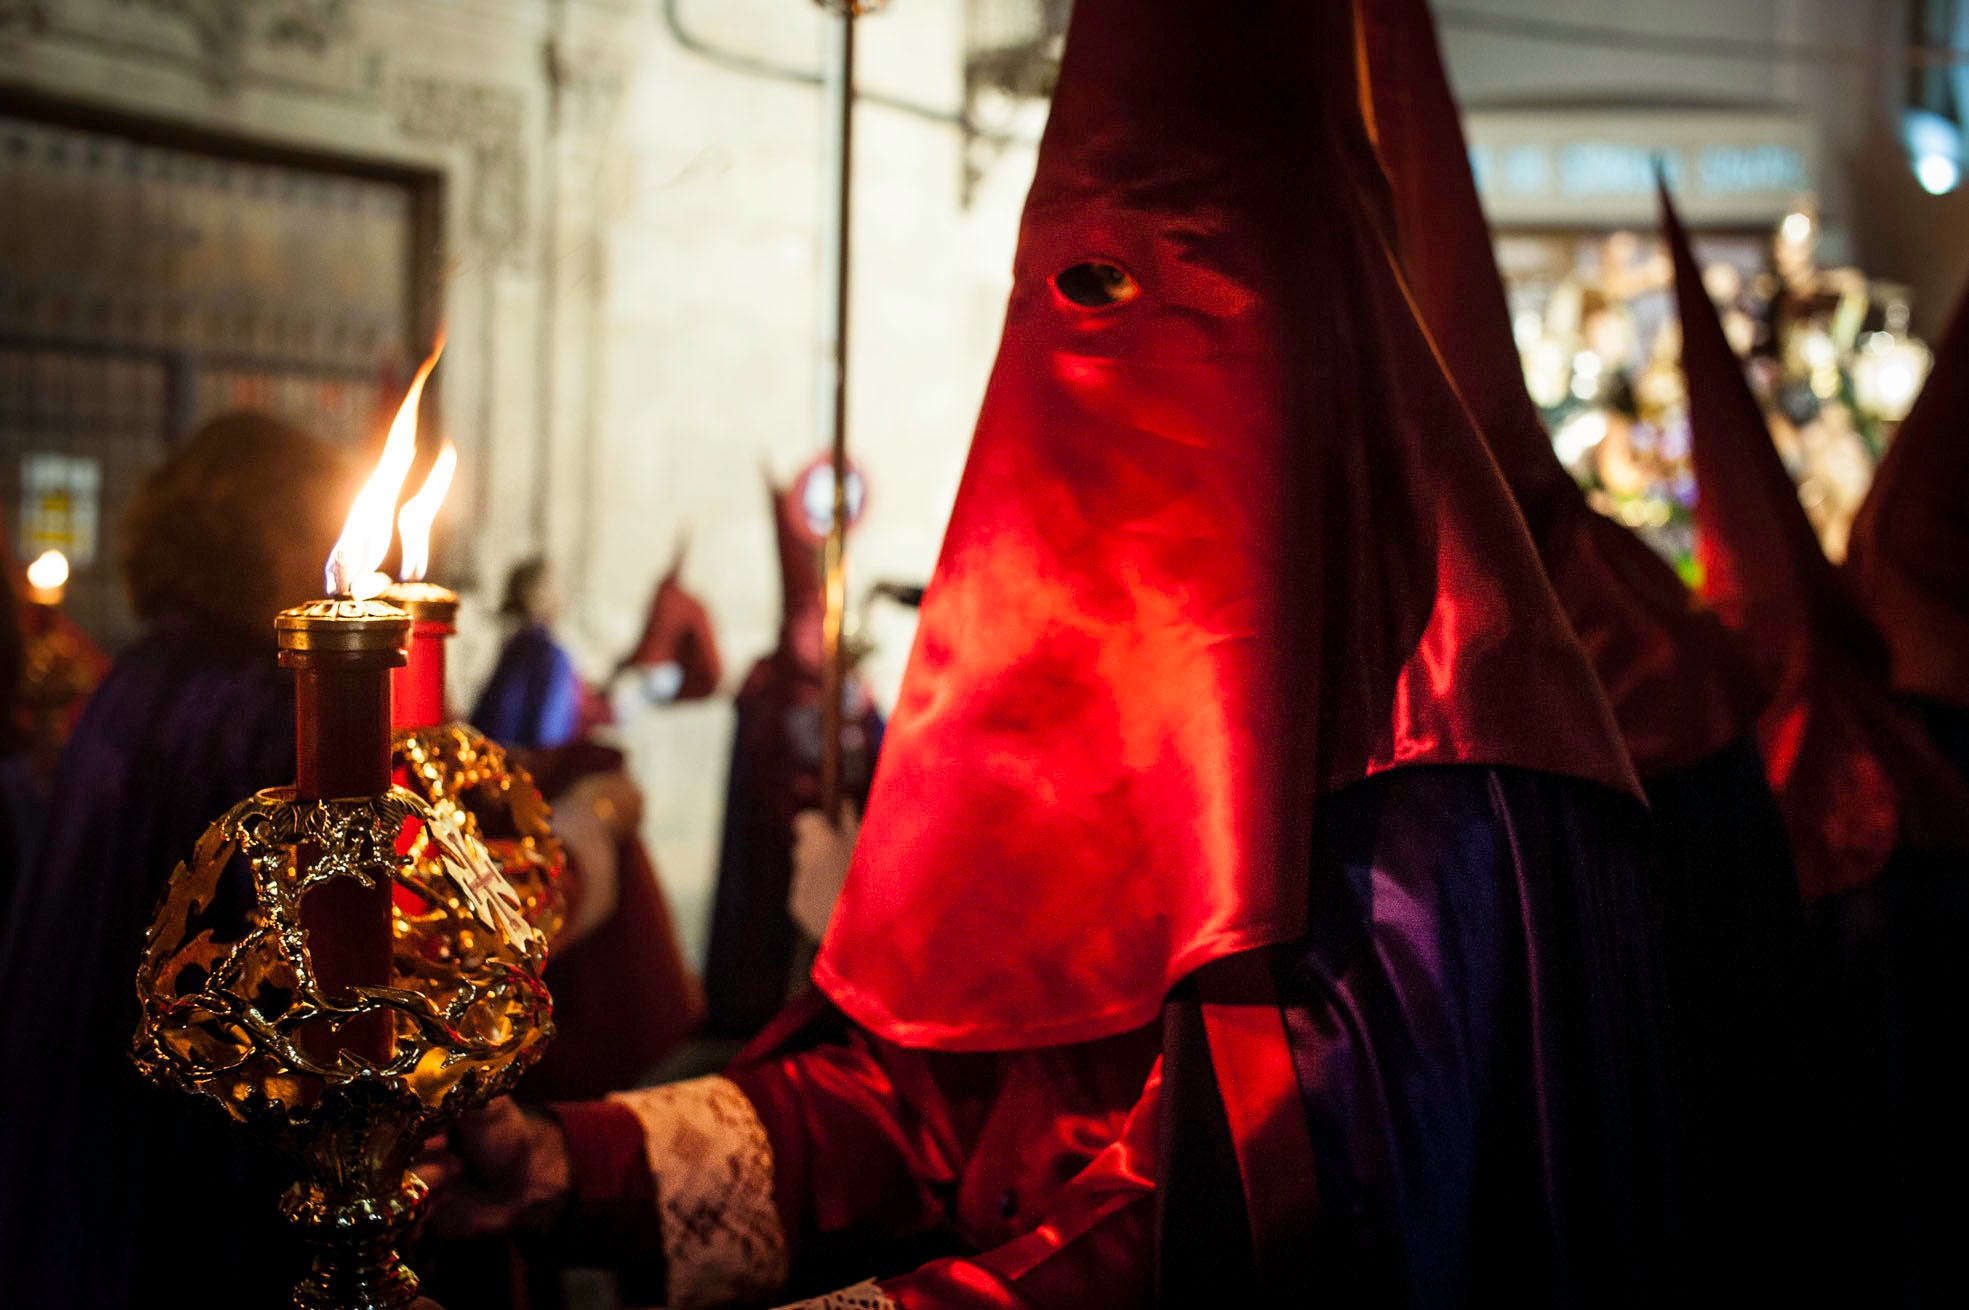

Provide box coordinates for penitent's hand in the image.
[566,769,646,842]
[416,1096,573,1239]
[552,770,648,944]
[789,802,860,942]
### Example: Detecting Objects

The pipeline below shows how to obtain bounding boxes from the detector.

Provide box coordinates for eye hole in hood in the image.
[1052,260,1141,311]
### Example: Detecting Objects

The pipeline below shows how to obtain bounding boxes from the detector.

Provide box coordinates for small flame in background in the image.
[25,549,68,592]
[396,443,457,584]
[326,336,444,599]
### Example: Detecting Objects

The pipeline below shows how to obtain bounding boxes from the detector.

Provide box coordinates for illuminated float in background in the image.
[1511,198,1933,579]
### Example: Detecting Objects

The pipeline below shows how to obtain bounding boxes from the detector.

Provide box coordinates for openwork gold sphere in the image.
[134,786,552,1119]
[394,722,569,947]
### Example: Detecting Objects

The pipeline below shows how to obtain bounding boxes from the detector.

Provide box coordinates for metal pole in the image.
[818,4,856,823]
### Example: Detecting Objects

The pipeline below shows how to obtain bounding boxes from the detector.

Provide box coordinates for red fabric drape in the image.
[816,0,1635,1052]
[723,1005,1160,1310]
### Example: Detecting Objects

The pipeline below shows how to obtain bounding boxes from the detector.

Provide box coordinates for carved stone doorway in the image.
[0,101,437,648]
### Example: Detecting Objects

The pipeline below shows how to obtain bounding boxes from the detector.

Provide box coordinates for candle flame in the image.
[396,443,457,583]
[26,549,68,591]
[327,338,444,598]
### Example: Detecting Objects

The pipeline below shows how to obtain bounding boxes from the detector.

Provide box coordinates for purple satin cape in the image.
[1156,765,1674,1306]
[0,619,301,1307]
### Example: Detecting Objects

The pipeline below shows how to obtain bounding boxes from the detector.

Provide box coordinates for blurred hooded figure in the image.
[0,413,350,1308]
[701,469,882,1037]
[1357,3,1809,1292]
[466,563,711,1100]
[503,546,717,1105]
[1668,185,1969,1304]
[461,559,709,1106]
[471,557,585,750]
[610,542,722,720]
[1847,278,1969,784]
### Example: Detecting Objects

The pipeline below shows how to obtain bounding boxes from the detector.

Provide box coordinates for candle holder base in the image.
[133,787,553,1310]
[275,1076,432,1310]
[282,1176,427,1309]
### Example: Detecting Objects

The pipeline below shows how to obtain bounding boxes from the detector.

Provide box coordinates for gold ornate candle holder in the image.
[132,782,553,1309]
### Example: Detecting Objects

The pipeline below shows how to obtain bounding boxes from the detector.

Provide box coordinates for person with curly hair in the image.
[0,412,352,1309]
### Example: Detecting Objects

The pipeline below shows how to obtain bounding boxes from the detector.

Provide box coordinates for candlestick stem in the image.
[278,600,410,1070]
[383,582,459,731]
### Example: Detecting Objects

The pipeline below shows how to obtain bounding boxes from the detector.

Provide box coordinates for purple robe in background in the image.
[702,651,883,1037]
[1351,7,1806,1289]
[1158,765,1674,1308]
[0,619,301,1308]
[471,622,583,751]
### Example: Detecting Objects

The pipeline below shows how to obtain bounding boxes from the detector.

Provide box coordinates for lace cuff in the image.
[776,1279,898,1309]
[609,1075,790,1309]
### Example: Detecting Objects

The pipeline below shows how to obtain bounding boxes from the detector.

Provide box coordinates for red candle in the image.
[383,583,458,731]
[277,598,411,1066]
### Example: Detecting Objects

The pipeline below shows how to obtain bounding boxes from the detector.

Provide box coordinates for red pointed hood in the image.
[1358,0,1757,776]
[1666,186,1969,896]
[814,0,1637,1051]
[620,547,722,701]
[770,470,824,671]
[1847,284,1969,709]
[767,456,866,678]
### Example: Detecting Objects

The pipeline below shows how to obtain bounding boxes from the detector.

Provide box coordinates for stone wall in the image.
[566,2,1043,962]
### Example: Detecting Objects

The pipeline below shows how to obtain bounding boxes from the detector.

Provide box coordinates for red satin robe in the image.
[553,996,1160,1307]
